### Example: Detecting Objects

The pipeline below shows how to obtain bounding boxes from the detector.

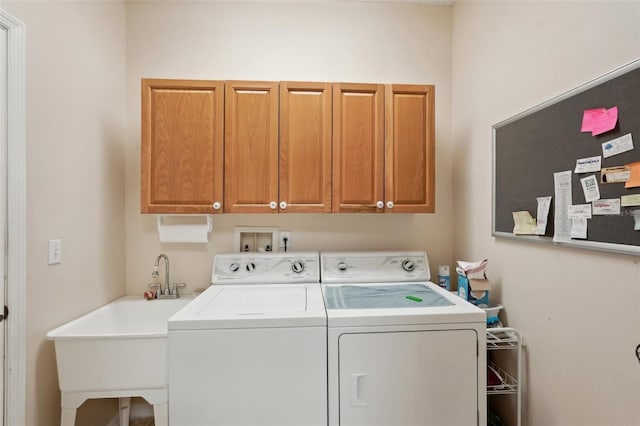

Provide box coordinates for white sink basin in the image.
[47,295,193,426]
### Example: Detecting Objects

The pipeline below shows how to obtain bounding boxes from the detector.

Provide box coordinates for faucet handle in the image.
[171,282,186,296]
[148,282,162,296]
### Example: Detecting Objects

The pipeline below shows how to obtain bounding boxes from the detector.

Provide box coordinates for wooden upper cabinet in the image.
[224,81,279,213]
[385,84,435,213]
[140,79,434,215]
[332,83,385,213]
[279,82,332,213]
[141,79,224,214]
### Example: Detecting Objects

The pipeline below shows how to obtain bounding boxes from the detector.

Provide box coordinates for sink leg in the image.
[118,397,131,426]
[60,407,77,426]
[153,402,168,426]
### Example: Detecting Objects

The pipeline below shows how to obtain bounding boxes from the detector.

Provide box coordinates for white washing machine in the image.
[168,252,327,426]
[321,251,487,426]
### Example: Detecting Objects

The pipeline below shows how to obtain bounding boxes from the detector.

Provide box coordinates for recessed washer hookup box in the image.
[457,275,491,307]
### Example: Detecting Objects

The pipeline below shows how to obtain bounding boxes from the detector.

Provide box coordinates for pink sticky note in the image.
[581,108,605,132]
[581,107,618,136]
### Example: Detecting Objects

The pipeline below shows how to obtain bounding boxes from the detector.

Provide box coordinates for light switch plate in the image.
[48,239,62,265]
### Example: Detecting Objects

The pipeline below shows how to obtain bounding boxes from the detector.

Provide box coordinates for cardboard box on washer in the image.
[457,274,491,307]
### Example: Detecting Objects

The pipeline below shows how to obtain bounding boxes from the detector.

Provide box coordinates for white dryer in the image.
[321,251,487,426]
[168,252,327,426]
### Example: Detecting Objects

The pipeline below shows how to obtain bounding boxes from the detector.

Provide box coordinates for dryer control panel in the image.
[213,252,319,284]
[321,251,430,284]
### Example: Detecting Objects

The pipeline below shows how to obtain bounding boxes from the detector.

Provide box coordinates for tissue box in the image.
[457,274,491,307]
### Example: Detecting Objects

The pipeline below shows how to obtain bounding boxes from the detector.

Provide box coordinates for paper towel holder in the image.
[156,215,213,243]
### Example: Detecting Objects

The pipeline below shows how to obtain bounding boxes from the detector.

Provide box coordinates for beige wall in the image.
[125,1,455,295]
[452,1,640,425]
[4,1,127,425]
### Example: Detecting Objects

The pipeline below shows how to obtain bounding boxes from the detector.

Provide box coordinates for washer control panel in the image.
[213,252,319,284]
[321,251,430,283]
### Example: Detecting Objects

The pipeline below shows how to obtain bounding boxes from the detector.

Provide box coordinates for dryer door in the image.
[338,329,478,426]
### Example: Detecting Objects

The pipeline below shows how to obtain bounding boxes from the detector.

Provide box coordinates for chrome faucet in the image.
[150,253,185,299]
[152,253,171,297]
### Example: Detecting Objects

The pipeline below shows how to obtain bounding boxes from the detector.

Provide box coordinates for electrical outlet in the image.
[48,239,62,265]
[279,231,291,249]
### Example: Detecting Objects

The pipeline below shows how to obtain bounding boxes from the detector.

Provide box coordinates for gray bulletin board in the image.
[492,59,640,255]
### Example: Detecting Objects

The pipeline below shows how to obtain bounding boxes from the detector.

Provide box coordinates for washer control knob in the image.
[337,261,348,272]
[245,262,256,272]
[229,262,240,273]
[291,260,305,274]
[401,259,415,272]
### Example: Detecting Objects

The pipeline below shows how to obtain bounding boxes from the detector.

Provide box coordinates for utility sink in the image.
[47,295,193,426]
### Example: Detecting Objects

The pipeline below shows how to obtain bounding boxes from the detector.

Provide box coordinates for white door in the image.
[339,330,478,426]
[0,21,7,422]
[0,10,25,426]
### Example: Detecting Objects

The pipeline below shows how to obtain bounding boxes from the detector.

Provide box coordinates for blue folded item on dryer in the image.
[324,283,454,309]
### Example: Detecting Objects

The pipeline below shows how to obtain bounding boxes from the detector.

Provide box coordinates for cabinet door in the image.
[385,84,435,213]
[333,83,384,213]
[224,81,279,213]
[338,330,478,426]
[141,79,224,214]
[280,82,332,213]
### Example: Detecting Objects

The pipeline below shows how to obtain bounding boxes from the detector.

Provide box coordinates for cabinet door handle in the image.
[212,202,221,210]
[269,201,277,209]
[386,201,394,209]
[279,201,287,210]
[376,200,384,209]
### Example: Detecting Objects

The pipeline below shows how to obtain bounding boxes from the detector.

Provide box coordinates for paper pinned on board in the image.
[592,199,621,215]
[602,133,634,159]
[632,210,640,231]
[601,165,630,183]
[512,211,537,235]
[581,107,618,136]
[624,162,640,188]
[553,170,573,242]
[568,204,592,219]
[574,156,601,174]
[571,218,588,239]
[621,194,640,207]
[580,174,600,203]
[535,196,552,235]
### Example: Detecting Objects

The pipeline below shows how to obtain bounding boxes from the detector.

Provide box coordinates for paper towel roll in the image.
[157,216,212,243]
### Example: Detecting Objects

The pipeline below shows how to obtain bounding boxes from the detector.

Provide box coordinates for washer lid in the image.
[169,283,326,330]
[202,286,307,314]
[322,282,485,327]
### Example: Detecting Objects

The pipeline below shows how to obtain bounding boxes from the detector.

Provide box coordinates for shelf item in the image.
[486,326,522,426]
